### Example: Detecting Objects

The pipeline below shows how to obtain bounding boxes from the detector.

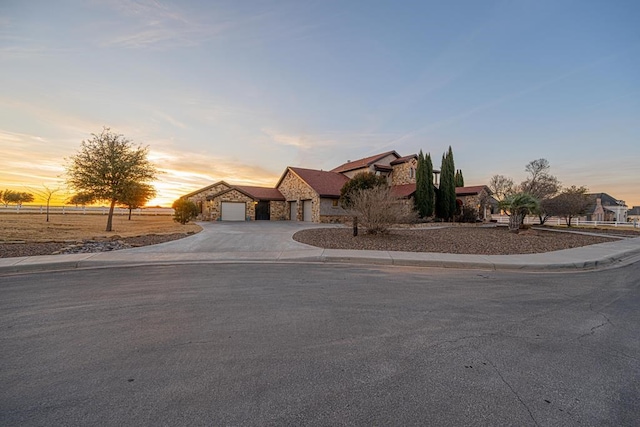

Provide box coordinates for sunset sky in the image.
[1,0,638,208]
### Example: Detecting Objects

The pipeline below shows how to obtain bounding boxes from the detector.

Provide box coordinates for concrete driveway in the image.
[129,221,341,253]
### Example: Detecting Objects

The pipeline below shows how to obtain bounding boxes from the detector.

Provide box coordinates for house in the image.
[206,185,287,221]
[582,193,627,222]
[276,167,349,222]
[455,185,497,220]
[628,206,640,223]
[182,150,446,222]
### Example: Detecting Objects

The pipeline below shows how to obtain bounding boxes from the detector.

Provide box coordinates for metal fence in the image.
[491,215,639,228]
[0,205,174,216]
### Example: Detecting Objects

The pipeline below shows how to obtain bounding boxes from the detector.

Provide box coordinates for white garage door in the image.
[221,202,246,221]
[303,200,312,222]
[289,201,298,221]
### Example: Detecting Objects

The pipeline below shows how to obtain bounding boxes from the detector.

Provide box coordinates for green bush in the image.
[172,198,199,224]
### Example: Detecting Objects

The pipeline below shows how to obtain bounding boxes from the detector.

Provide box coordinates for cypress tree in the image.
[415,150,428,218]
[455,169,464,187]
[425,153,434,217]
[437,146,456,221]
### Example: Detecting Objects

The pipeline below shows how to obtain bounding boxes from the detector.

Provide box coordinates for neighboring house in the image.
[455,185,496,220]
[581,193,628,222]
[182,150,442,222]
[628,206,640,223]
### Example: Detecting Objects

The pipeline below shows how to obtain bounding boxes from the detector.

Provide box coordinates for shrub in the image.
[339,172,388,208]
[172,198,199,224]
[349,186,406,234]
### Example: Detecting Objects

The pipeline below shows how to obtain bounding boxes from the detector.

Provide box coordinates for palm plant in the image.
[499,192,539,233]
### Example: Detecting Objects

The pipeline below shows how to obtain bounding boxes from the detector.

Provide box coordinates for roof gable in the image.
[277,167,349,198]
[182,181,232,198]
[390,154,418,165]
[456,185,491,196]
[330,151,400,173]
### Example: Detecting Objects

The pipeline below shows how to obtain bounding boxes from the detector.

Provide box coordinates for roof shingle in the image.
[287,167,349,198]
[330,151,400,173]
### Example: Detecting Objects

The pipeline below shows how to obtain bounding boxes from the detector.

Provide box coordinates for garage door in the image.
[221,202,246,221]
[303,200,312,222]
[289,201,298,221]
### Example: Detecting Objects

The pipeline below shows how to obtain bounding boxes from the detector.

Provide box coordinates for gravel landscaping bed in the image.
[0,233,192,258]
[293,226,617,255]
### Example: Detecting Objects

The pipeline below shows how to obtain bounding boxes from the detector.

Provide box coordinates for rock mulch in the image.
[293,226,617,255]
[0,233,193,258]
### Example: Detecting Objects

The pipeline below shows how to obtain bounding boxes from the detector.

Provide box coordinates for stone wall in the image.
[391,158,418,185]
[186,182,231,220]
[277,170,320,221]
[319,197,349,221]
[208,189,255,221]
[269,201,287,220]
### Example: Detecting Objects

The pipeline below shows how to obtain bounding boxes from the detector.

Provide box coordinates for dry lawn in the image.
[0,214,201,242]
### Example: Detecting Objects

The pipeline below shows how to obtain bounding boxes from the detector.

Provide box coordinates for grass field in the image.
[0,214,201,242]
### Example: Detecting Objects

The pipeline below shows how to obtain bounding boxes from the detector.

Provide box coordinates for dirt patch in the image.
[0,213,200,242]
[293,226,617,255]
[0,214,201,258]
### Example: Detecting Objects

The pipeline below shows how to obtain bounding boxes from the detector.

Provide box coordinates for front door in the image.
[255,201,270,220]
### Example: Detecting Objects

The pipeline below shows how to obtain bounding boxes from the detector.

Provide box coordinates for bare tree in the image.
[349,186,406,234]
[488,175,515,202]
[545,186,590,227]
[29,185,62,222]
[520,159,561,224]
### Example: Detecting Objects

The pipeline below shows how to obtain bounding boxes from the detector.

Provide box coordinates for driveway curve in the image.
[129,221,341,253]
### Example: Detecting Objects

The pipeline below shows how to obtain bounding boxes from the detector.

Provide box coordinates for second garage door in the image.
[303,200,312,222]
[221,202,246,221]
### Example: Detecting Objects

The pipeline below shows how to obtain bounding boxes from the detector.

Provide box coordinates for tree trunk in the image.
[106,199,116,232]
[128,208,132,220]
[46,203,50,222]
[508,214,520,233]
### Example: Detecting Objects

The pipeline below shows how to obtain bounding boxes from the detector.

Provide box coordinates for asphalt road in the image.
[1,263,639,426]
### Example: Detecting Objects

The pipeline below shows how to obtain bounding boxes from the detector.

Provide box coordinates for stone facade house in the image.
[181,150,451,223]
[276,167,349,222]
[205,185,287,221]
[455,185,496,220]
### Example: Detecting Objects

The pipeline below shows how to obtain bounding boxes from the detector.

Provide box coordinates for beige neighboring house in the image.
[182,150,445,222]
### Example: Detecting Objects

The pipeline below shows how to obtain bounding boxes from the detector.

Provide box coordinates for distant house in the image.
[182,150,443,222]
[455,186,497,221]
[581,193,627,223]
[626,206,640,223]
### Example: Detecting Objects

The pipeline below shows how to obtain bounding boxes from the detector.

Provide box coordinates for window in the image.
[409,168,415,179]
[332,199,339,207]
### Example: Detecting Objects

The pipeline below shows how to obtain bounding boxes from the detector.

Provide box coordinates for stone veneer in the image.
[186,182,231,220]
[269,201,287,221]
[391,158,418,186]
[208,189,255,221]
[277,170,320,221]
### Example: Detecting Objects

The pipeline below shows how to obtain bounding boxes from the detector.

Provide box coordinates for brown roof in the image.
[234,185,285,201]
[279,167,349,198]
[206,185,285,201]
[390,154,417,165]
[373,163,393,172]
[390,183,416,198]
[455,185,490,196]
[330,151,400,173]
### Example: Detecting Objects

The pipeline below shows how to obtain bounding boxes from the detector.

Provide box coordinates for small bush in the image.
[458,206,479,223]
[172,198,198,224]
[349,186,406,234]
